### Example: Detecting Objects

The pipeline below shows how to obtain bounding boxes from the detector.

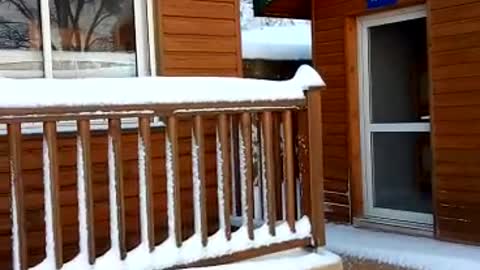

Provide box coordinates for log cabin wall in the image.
[314,0,480,244]
[0,0,243,269]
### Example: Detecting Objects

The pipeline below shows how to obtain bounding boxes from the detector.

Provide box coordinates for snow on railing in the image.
[2,65,326,270]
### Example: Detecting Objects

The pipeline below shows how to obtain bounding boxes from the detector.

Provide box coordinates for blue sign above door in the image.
[367,0,398,9]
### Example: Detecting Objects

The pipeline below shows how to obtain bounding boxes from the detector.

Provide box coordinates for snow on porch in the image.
[0,65,323,109]
[326,223,480,270]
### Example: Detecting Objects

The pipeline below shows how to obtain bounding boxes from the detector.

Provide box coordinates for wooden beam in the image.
[139,117,155,251]
[218,114,232,240]
[305,89,326,247]
[77,120,96,264]
[193,115,208,246]
[240,113,254,240]
[108,119,127,259]
[8,123,27,270]
[167,116,183,247]
[43,121,63,268]
[282,111,296,232]
[262,112,277,236]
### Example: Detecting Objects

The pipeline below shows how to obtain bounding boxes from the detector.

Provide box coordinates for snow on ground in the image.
[242,25,312,60]
[188,248,341,270]
[326,223,480,270]
[0,65,323,109]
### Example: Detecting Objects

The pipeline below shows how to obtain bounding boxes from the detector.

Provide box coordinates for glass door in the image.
[358,6,433,225]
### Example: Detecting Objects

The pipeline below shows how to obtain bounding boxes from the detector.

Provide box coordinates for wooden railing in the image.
[1,84,325,270]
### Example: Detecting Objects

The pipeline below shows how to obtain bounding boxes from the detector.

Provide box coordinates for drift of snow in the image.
[165,137,177,238]
[107,135,121,259]
[0,65,323,109]
[242,25,312,60]
[138,137,150,246]
[327,223,480,270]
[192,134,203,235]
[189,248,341,270]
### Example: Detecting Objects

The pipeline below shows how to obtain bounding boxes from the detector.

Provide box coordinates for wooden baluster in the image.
[306,88,326,247]
[218,114,232,240]
[166,116,182,247]
[8,123,27,270]
[240,113,254,240]
[108,119,127,259]
[43,121,63,268]
[193,116,208,246]
[272,113,283,220]
[261,112,277,236]
[77,120,96,264]
[282,111,296,232]
[138,117,155,251]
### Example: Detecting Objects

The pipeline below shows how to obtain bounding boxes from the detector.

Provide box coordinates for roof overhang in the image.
[253,0,311,20]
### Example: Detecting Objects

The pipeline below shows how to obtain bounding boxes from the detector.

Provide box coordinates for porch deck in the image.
[0,66,331,269]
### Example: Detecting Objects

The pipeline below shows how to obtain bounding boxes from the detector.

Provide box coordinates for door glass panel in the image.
[372,132,432,214]
[49,0,137,78]
[0,0,44,78]
[370,18,429,123]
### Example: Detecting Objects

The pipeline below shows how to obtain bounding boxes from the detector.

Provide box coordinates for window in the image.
[0,0,157,133]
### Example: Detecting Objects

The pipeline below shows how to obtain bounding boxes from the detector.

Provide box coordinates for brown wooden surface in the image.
[218,115,232,240]
[282,111,297,232]
[167,116,183,247]
[77,120,96,264]
[108,119,127,259]
[43,122,63,268]
[258,0,311,19]
[138,117,155,251]
[8,124,27,270]
[194,116,209,246]
[241,113,255,240]
[262,112,277,236]
[156,0,243,76]
[429,0,480,244]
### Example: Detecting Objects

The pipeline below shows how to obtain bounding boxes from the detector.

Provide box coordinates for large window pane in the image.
[49,0,137,78]
[372,132,432,214]
[0,0,44,78]
[369,18,429,123]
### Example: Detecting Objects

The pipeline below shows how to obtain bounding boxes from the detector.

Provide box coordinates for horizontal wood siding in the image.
[259,0,311,19]
[312,0,425,223]
[157,0,243,77]
[429,0,480,243]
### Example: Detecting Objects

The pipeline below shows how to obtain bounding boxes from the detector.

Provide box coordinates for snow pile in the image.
[0,65,323,109]
[326,224,480,270]
[242,25,312,60]
[188,248,341,270]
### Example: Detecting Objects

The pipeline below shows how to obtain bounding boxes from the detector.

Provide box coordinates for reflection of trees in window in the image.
[0,0,135,52]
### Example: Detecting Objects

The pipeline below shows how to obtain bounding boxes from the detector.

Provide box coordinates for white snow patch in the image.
[0,65,323,108]
[107,135,121,259]
[326,223,480,270]
[242,25,312,60]
[188,248,340,270]
[75,136,91,268]
[238,128,248,225]
[216,132,226,230]
[11,171,20,270]
[165,137,176,237]
[192,133,202,235]
[138,136,150,245]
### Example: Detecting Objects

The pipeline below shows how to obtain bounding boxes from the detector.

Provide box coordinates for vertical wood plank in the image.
[108,119,127,259]
[218,114,232,240]
[306,89,326,246]
[272,113,283,220]
[297,110,311,218]
[231,116,242,217]
[193,115,208,246]
[240,113,254,240]
[77,120,96,264]
[282,111,296,232]
[8,123,27,270]
[138,117,155,251]
[43,121,63,268]
[167,116,182,247]
[262,112,277,236]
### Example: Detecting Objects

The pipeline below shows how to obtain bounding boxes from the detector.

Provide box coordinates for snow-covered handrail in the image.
[3,65,326,270]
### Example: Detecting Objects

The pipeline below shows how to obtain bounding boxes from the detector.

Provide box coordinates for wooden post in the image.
[193,115,208,246]
[43,121,63,268]
[218,114,232,240]
[108,119,127,259]
[305,88,326,247]
[138,117,155,251]
[282,111,296,232]
[240,113,254,240]
[8,123,28,270]
[167,116,182,247]
[261,112,276,236]
[77,120,96,264]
